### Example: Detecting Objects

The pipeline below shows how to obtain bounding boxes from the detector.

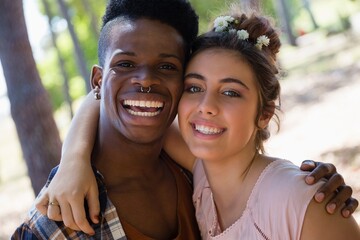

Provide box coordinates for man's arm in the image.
[301,160,359,217]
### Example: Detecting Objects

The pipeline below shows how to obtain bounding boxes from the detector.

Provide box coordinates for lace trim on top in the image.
[207,160,281,239]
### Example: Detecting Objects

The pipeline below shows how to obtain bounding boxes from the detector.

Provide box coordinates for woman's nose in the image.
[197,93,219,116]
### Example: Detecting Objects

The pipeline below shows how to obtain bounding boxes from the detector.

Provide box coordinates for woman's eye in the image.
[185,85,202,93]
[223,90,240,97]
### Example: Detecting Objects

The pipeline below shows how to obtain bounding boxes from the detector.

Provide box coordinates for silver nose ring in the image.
[140,86,151,93]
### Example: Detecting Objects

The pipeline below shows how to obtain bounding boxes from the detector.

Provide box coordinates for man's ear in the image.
[258,101,275,129]
[90,65,103,89]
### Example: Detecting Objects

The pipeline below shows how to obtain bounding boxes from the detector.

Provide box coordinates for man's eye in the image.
[223,90,240,97]
[118,62,134,68]
[160,64,176,70]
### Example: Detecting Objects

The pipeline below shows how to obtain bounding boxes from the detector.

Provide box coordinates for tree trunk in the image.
[0,0,62,195]
[42,0,74,119]
[302,0,319,29]
[80,0,100,38]
[273,0,297,46]
[57,0,91,92]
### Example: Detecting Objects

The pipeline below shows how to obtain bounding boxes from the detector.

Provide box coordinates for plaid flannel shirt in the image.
[12,166,127,240]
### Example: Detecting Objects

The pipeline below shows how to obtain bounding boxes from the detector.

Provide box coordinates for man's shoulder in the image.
[11,165,110,239]
[12,204,114,240]
[12,207,64,239]
[161,150,193,185]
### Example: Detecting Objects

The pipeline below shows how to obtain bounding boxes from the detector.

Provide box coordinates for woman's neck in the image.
[202,150,268,231]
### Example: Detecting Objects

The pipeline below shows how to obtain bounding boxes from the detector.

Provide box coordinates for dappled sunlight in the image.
[1,0,360,238]
[266,30,360,224]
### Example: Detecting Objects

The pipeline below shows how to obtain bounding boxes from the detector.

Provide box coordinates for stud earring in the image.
[93,86,101,100]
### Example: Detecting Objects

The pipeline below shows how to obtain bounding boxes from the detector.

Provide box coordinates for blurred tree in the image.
[36,1,104,111]
[42,0,74,119]
[57,0,91,92]
[301,0,318,29]
[0,0,61,194]
[80,0,100,38]
[273,0,297,45]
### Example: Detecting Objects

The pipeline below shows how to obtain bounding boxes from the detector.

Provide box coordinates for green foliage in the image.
[190,0,234,33]
[34,0,360,110]
[189,0,276,33]
[293,0,360,36]
[36,0,104,110]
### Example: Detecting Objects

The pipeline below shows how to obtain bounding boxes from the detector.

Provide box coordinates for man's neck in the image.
[92,124,166,185]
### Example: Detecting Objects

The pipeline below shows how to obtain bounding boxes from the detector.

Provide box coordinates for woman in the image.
[173,10,360,238]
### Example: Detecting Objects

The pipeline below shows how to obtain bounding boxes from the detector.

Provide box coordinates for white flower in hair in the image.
[229,29,237,34]
[255,35,270,50]
[214,16,235,32]
[237,29,249,40]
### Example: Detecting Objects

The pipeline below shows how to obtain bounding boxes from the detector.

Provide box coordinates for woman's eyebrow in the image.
[184,73,249,90]
[220,78,249,90]
[184,72,204,80]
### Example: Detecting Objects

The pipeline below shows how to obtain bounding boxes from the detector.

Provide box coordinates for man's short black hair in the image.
[98,0,199,66]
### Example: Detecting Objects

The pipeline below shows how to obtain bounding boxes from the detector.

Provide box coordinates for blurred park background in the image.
[1,0,360,238]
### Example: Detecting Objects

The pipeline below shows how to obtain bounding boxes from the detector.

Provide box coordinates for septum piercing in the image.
[140,86,151,93]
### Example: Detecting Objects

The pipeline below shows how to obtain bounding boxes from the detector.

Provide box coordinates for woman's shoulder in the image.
[247,157,324,239]
[249,157,324,219]
[254,157,322,197]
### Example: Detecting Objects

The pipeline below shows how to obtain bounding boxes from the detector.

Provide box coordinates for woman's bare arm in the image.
[163,117,196,172]
[61,94,100,164]
[35,92,100,235]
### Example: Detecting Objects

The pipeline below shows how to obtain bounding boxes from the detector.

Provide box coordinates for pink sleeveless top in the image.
[192,159,324,240]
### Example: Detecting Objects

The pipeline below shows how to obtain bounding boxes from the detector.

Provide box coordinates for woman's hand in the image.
[300,160,359,217]
[35,160,99,235]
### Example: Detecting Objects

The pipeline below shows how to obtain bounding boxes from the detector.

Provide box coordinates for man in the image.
[13,0,200,238]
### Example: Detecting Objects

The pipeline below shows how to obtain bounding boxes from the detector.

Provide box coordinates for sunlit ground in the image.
[266,30,360,224]
[1,29,360,240]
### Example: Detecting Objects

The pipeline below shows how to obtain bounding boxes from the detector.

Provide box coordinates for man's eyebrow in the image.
[110,51,182,63]
[159,53,182,63]
[112,50,136,58]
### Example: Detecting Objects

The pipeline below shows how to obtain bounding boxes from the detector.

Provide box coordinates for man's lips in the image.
[123,100,164,117]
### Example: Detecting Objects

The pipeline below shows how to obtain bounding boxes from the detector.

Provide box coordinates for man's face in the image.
[95,18,185,143]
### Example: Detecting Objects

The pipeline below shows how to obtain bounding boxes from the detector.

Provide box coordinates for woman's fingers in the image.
[87,185,100,225]
[47,200,63,221]
[35,191,50,216]
[71,197,95,235]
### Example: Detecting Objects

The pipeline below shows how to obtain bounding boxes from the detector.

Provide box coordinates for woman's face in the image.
[178,48,263,162]
[94,18,185,143]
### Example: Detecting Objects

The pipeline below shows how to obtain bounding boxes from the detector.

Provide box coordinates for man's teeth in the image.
[127,109,161,117]
[195,125,222,135]
[124,100,163,117]
[124,100,163,108]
